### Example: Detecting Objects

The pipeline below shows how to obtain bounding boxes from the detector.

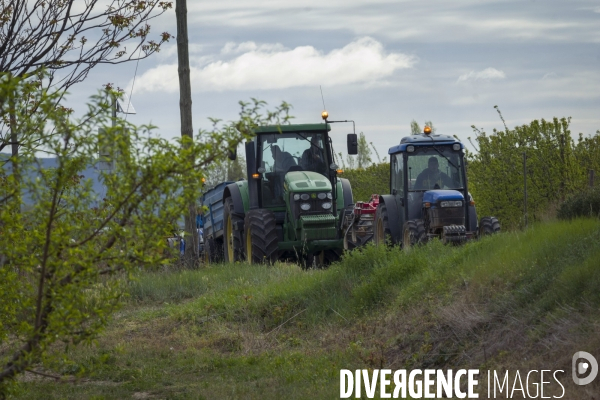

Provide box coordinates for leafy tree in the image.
[343,162,390,202]
[410,120,420,135]
[356,132,372,169]
[0,76,290,394]
[0,0,174,155]
[202,155,247,188]
[467,111,600,229]
[410,120,436,135]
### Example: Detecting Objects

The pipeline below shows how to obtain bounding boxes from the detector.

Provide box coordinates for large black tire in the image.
[204,238,223,264]
[223,197,244,263]
[244,209,279,264]
[479,216,500,236]
[304,249,341,269]
[402,219,426,250]
[374,203,392,246]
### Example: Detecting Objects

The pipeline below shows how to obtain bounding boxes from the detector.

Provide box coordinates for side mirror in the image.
[227,149,236,161]
[347,133,358,155]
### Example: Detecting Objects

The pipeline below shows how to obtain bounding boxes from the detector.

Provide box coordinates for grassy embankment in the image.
[15,219,600,399]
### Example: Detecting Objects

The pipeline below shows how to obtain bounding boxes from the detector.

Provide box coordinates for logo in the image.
[572,351,598,385]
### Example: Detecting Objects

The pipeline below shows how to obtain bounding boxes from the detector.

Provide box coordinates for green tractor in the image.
[203,113,357,267]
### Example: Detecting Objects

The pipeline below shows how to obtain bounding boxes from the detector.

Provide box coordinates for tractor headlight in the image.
[440,200,463,207]
[452,143,461,151]
[317,192,327,200]
[407,145,415,153]
[300,203,311,211]
[321,202,332,210]
[293,194,300,201]
[300,193,310,201]
[327,192,332,199]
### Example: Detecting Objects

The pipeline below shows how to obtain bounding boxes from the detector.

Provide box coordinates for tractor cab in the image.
[252,126,335,209]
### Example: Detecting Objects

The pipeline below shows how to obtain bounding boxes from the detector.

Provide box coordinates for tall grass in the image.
[129,218,600,331]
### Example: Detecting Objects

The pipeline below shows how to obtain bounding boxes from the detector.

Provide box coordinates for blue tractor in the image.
[373,127,500,248]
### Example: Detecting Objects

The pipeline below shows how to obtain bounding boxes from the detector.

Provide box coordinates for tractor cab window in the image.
[406,146,464,191]
[391,153,404,196]
[259,132,328,205]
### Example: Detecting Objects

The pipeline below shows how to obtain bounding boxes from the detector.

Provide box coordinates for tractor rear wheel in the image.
[402,219,426,250]
[244,209,279,264]
[223,197,244,263]
[479,217,500,236]
[374,203,392,246]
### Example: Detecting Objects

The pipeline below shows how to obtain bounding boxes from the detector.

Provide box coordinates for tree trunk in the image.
[175,0,199,265]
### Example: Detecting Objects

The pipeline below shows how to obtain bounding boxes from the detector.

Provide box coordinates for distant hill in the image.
[2,156,108,205]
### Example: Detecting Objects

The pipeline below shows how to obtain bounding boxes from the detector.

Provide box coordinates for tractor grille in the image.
[429,207,465,230]
[299,214,337,240]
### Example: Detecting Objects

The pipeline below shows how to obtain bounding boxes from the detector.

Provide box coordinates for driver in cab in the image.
[271,145,296,173]
[301,136,325,173]
[415,156,454,190]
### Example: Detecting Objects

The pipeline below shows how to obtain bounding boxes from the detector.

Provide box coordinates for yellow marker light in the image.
[336,169,343,174]
[252,173,260,179]
[321,110,329,120]
[424,202,431,208]
[201,177,206,183]
[470,200,476,206]
[424,126,432,135]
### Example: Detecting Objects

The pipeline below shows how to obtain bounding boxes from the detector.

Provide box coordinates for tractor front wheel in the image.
[402,219,426,250]
[244,209,279,264]
[374,203,392,246]
[223,197,244,263]
[478,217,500,236]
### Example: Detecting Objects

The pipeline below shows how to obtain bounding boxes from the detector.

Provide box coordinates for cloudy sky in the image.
[69,0,600,158]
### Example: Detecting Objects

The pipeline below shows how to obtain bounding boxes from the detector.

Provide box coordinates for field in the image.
[15,219,600,399]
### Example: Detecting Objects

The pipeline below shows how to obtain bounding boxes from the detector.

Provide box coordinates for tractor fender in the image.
[223,183,246,222]
[339,178,354,208]
[378,194,403,245]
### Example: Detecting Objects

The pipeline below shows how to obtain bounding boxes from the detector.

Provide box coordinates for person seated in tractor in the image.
[301,136,326,173]
[415,156,454,190]
[271,145,297,199]
[271,145,296,173]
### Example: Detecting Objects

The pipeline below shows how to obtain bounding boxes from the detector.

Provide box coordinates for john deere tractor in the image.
[203,113,357,267]
[372,126,500,248]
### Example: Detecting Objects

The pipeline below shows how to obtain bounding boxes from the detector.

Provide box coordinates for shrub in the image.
[343,162,389,202]
[557,186,600,219]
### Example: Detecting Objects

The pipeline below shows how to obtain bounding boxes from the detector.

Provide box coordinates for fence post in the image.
[589,169,595,188]
[523,153,528,228]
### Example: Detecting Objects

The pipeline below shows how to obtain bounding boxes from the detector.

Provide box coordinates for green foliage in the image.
[203,156,247,187]
[557,186,600,220]
[340,132,372,170]
[467,112,600,228]
[410,119,435,135]
[0,75,291,394]
[342,162,390,202]
[12,219,600,398]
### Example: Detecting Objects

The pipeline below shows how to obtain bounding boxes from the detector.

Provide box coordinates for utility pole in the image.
[175,0,199,264]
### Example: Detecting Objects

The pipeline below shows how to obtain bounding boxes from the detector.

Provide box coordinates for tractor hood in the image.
[284,171,332,192]
[423,190,464,204]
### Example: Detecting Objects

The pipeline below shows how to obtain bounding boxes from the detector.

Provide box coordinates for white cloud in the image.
[134,37,416,93]
[457,68,506,83]
[220,42,287,55]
